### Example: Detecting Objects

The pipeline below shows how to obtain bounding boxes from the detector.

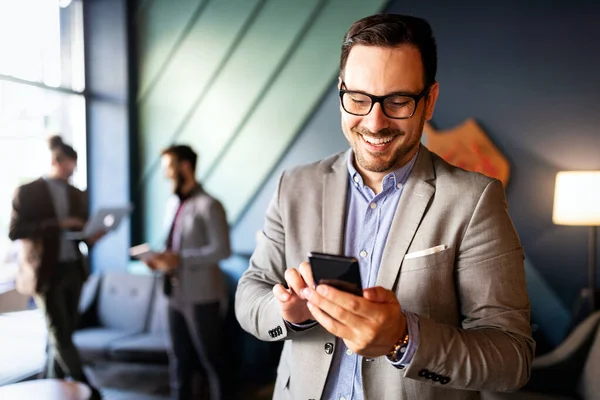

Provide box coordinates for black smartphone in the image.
[308,252,363,296]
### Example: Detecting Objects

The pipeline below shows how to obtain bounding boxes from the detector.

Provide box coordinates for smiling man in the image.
[235,13,534,400]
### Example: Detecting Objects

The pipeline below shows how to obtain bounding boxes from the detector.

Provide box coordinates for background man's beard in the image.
[174,172,186,196]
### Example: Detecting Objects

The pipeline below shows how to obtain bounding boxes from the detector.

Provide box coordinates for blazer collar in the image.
[376,145,436,289]
[320,146,437,290]
[322,150,352,254]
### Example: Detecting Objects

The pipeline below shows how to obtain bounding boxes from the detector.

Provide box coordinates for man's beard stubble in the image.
[351,117,425,173]
[352,126,405,173]
[174,171,186,198]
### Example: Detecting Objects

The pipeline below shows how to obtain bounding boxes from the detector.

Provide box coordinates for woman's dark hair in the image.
[48,135,78,162]
[340,13,437,87]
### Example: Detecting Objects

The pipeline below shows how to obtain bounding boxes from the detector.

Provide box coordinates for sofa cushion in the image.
[74,328,138,362]
[108,334,170,363]
[97,273,154,332]
[108,276,170,363]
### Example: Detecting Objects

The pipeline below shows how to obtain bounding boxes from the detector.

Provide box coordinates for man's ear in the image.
[424,82,440,121]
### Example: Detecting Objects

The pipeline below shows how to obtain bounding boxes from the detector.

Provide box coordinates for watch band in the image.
[386,333,410,363]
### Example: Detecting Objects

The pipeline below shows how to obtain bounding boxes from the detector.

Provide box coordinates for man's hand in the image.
[302,285,407,358]
[144,251,180,273]
[272,262,316,324]
[59,217,85,230]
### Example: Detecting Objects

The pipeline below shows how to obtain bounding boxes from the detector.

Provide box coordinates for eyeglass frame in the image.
[338,81,432,120]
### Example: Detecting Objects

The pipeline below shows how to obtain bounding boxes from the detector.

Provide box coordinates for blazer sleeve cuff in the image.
[285,319,318,332]
[255,294,308,341]
[389,311,420,369]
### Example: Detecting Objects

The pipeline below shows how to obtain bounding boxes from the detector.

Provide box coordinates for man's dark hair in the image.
[161,144,198,172]
[48,135,78,162]
[340,13,437,87]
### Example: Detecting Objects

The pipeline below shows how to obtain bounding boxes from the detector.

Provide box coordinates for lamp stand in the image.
[588,225,597,311]
[570,226,598,329]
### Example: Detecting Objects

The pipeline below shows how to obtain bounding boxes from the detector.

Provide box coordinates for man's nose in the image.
[361,103,390,133]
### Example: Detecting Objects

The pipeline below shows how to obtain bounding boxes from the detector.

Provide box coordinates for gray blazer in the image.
[235,146,534,400]
[164,184,231,305]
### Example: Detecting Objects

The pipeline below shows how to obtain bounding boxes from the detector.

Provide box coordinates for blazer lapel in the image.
[35,179,56,218]
[172,200,192,251]
[322,151,351,254]
[376,146,436,289]
[170,185,203,250]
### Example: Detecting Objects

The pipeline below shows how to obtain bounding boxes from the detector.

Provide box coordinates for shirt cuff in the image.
[389,311,419,368]
[284,319,318,332]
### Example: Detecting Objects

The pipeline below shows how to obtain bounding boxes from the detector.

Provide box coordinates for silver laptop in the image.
[65,204,133,240]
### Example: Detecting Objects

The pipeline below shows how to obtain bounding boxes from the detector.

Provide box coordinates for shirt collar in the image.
[347,145,420,191]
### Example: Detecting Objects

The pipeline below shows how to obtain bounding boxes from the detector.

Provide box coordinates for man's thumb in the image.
[363,286,395,303]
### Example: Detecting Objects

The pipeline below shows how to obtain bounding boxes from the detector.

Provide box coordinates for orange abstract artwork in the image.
[423,118,510,187]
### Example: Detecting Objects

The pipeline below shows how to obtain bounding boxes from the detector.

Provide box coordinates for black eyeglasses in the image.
[339,81,431,119]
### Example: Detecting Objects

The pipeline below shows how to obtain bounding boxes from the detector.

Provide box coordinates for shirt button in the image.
[353,176,359,183]
[340,397,347,400]
[370,202,377,209]
[397,183,403,189]
[345,349,353,356]
[359,250,368,257]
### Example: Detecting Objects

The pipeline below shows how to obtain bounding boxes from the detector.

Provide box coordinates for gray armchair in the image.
[74,272,155,362]
[483,311,600,400]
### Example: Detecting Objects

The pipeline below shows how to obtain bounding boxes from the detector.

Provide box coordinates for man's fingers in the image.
[284,268,309,299]
[362,286,397,303]
[306,301,348,339]
[298,261,316,289]
[143,260,155,269]
[303,285,366,327]
[309,284,374,319]
[273,283,291,302]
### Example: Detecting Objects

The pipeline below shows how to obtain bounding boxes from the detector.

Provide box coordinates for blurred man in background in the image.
[144,144,231,400]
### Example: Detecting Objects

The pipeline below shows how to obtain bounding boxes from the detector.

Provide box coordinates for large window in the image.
[0,0,86,288]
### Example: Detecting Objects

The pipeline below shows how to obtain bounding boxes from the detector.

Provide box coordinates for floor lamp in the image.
[552,171,600,324]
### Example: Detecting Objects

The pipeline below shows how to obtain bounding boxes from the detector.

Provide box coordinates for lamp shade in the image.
[552,171,600,226]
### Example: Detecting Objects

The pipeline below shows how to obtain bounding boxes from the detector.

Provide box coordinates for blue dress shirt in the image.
[320,150,420,400]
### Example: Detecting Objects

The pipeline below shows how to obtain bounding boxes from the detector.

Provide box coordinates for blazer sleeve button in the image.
[440,376,450,385]
[324,342,334,354]
[418,369,429,377]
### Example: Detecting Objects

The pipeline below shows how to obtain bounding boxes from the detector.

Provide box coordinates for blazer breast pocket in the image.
[402,247,452,272]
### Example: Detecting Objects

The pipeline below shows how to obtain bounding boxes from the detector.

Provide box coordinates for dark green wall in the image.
[134,0,387,246]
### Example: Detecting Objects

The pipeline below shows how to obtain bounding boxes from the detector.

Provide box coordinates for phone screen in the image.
[308,252,363,296]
